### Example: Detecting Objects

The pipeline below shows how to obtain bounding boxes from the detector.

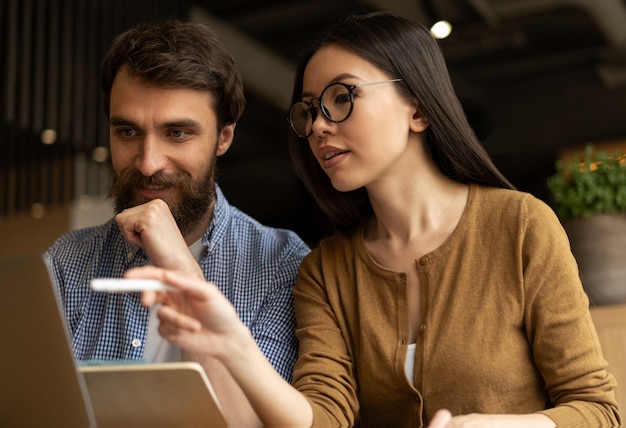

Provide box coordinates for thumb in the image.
[428,409,452,428]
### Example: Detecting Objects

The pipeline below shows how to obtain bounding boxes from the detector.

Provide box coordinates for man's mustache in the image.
[125,171,187,188]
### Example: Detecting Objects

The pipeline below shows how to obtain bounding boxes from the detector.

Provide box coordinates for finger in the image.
[115,211,144,248]
[140,290,170,307]
[124,267,169,307]
[428,409,452,428]
[141,290,157,307]
[158,324,198,349]
[162,270,211,296]
[124,265,167,280]
[126,266,212,301]
[158,305,202,332]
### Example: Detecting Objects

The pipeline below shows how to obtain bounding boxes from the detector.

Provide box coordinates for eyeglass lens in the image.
[289,83,353,138]
[289,79,401,138]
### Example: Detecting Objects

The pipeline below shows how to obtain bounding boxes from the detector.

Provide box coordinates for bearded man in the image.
[45,20,309,427]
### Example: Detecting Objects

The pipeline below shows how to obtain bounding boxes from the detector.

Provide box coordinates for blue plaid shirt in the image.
[44,185,310,381]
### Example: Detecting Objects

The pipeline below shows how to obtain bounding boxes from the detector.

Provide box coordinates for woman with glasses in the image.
[131,11,620,428]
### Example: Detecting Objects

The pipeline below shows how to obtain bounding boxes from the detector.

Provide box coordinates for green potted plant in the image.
[547,144,626,306]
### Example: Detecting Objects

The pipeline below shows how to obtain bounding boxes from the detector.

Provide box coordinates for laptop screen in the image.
[0,254,227,427]
[0,254,96,427]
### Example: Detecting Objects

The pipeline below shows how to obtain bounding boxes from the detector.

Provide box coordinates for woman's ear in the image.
[409,102,429,133]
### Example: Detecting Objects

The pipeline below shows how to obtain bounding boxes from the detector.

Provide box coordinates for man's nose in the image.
[135,135,167,176]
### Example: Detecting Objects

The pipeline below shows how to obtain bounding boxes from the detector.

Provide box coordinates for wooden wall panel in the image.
[590,305,626,418]
[0,0,192,219]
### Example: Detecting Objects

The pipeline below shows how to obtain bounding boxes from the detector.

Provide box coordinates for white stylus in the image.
[90,278,175,292]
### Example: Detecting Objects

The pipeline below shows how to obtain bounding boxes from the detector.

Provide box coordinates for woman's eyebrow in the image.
[301,73,359,98]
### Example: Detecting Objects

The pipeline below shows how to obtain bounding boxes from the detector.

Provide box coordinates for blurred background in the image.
[3,0,626,255]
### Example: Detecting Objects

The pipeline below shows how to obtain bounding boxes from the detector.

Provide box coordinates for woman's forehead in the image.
[303,45,386,89]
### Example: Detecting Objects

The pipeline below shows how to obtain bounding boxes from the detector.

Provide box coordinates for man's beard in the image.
[108,160,217,237]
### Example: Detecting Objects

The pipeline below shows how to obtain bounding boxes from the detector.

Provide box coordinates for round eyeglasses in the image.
[288,79,402,138]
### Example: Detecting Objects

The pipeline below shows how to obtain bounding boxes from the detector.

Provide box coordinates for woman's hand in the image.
[427,409,556,428]
[125,265,249,358]
[126,265,314,427]
[428,409,453,427]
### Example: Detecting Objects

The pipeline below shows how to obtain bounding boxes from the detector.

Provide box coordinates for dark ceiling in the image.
[3,0,626,246]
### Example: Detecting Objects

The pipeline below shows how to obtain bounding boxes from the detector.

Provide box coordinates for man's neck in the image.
[182,207,213,246]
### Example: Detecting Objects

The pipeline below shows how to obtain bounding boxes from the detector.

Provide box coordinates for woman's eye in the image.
[334,93,351,105]
[301,107,313,120]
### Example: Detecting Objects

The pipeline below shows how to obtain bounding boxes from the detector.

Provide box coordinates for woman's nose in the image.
[310,104,335,138]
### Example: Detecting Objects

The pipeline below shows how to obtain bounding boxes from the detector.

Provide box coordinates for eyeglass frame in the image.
[288,78,403,138]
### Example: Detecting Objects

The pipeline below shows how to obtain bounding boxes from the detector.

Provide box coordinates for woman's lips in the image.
[318,146,349,168]
[323,150,347,160]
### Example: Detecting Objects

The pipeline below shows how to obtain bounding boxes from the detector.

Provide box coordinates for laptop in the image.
[0,254,227,428]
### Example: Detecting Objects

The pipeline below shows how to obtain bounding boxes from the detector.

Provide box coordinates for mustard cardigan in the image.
[293,184,620,427]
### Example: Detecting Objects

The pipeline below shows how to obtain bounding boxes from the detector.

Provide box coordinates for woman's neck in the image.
[366,172,469,245]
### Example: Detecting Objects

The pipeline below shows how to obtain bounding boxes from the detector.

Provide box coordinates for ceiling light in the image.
[430,20,452,39]
[92,147,110,163]
[31,203,45,219]
[41,129,57,145]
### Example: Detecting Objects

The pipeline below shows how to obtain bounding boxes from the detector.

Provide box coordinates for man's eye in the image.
[170,130,187,138]
[117,128,136,138]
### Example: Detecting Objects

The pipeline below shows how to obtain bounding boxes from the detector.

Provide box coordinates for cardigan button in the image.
[419,324,427,332]
[418,256,428,265]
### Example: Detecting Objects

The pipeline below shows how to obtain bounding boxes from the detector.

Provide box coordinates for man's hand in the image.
[115,199,203,278]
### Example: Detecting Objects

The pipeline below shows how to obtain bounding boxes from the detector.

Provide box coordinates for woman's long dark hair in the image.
[288,11,514,231]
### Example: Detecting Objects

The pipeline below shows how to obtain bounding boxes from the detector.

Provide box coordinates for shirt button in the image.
[418,256,429,265]
[131,338,142,348]
[127,251,134,260]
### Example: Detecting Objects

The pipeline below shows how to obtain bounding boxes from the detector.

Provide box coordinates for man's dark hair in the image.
[101,20,245,129]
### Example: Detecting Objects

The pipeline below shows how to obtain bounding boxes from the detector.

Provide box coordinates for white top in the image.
[143,239,205,362]
[405,343,416,386]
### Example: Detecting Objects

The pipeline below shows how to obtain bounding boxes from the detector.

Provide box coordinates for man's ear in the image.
[216,123,236,156]
[409,102,429,133]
